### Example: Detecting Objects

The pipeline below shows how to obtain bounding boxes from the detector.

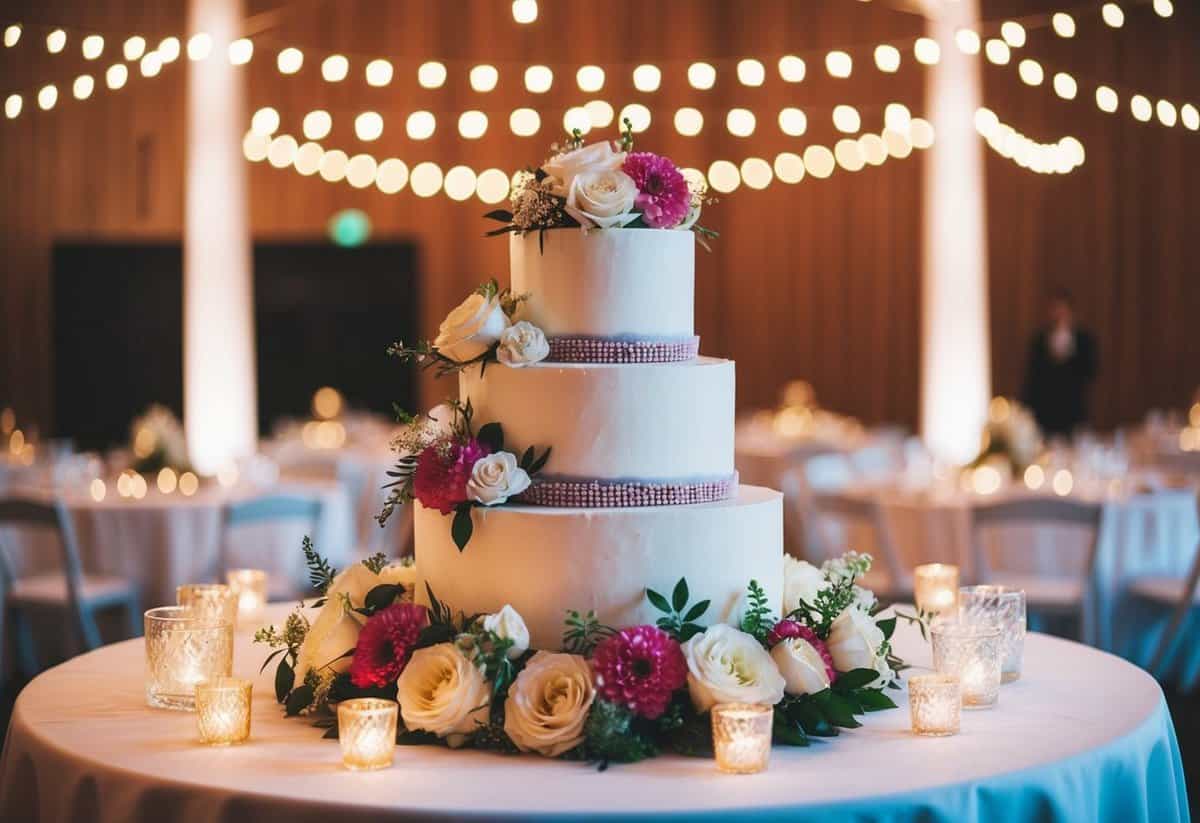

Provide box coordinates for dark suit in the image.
[1021,328,1098,436]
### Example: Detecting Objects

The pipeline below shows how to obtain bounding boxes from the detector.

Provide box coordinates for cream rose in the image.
[682,624,785,713]
[565,169,639,230]
[541,140,626,192]
[504,651,595,757]
[396,643,490,746]
[483,604,530,660]
[433,293,510,363]
[770,638,832,696]
[292,563,379,688]
[783,556,829,615]
[826,607,886,674]
[496,321,549,368]
[466,451,531,506]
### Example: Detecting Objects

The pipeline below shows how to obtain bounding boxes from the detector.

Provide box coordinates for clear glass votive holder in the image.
[711,703,773,774]
[337,698,399,771]
[225,569,268,618]
[958,585,1026,683]
[913,563,960,615]
[931,622,1003,709]
[177,583,239,626]
[196,677,253,745]
[144,606,234,711]
[908,674,961,736]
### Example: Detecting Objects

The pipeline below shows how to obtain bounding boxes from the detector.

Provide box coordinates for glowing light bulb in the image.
[832,105,861,134]
[458,110,489,139]
[740,157,772,190]
[955,29,980,55]
[774,152,805,184]
[561,106,590,135]
[294,142,323,176]
[251,106,280,136]
[4,94,21,119]
[1000,21,1026,48]
[707,160,740,193]
[1154,0,1173,17]
[4,24,21,48]
[319,149,348,182]
[355,111,384,141]
[512,0,538,24]
[227,37,251,65]
[688,62,716,90]
[140,52,162,77]
[835,139,865,171]
[376,158,409,193]
[825,51,852,78]
[406,110,436,140]
[524,65,553,93]
[778,55,806,82]
[985,39,1010,65]
[584,100,614,128]
[106,63,129,89]
[46,29,67,54]
[123,35,146,61]
[576,65,604,92]
[1052,12,1076,37]
[418,61,446,89]
[1131,94,1152,122]
[509,108,540,136]
[803,145,836,178]
[443,166,478,201]
[1101,3,1124,27]
[860,133,887,166]
[303,110,332,140]
[321,55,349,82]
[674,107,703,136]
[974,107,999,137]
[410,162,444,198]
[726,108,756,137]
[346,154,378,189]
[778,107,807,137]
[267,134,298,168]
[82,35,104,60]
[1157,99,1178,127]
[277,47,303,74]
[476,168,510,204]
[914,37,941,65]
[620,103,651,133]
[37,84,58,110]
[73,75,95,100]
[470,64,499,92]
[187,33,212,61]
[633,64,662,92]
[884,103,912,132]
[874,45,900,73]
[1053,73,1077,100]
[1181,104,1199,131]
[736,59,765,87]
[1018,59,1044,86]
[883,128,913,159]
[1096,86,1119,113]
[365,59,393,87]
[909,118,935,149]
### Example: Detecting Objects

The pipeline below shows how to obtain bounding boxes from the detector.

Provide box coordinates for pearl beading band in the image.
[519,473,738,508]
[545,335,701,364]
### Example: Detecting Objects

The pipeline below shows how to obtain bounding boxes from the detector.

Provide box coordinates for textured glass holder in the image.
[144,606,234,711]
[959,585,1026,683]
[196,677,252,745]
[711,703,773,774]
[225,569,268,619]
[913,563,959,615]
[909,674,961,736]
[338,699,399,771]
[177,583,239,626]
[931,622,1002,709]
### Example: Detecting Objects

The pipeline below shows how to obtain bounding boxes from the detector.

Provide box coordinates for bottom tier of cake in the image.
[414,485,783,649]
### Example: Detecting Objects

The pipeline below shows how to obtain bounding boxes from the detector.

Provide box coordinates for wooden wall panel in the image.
[0,0,1196,441]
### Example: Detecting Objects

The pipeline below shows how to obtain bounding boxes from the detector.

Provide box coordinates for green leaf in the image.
[679,623,706,642]
[397,728,441,746]
[877,616,897,641]
[833,668,880,692]
[259,646,286,676]
[274,658,294,703]
[528,447,552,475]
[646,588,672,614]
[364,584,402,612]
[483,209,514,223]
[415,622,456,649]
[794,700,839,737]
[856,688,899,711]
[284,684,314,716]
[519,445,536,470]
[477,422,504,452]
[683,599,711,623]
[817,692,862,728]
[322,726,339,740]
[772,709,810,747]
[671,578,689,612]
[452,506,474,551]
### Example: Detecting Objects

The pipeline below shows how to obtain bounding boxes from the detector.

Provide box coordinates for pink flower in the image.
[412,438,490,515]
[767,620,837,684]
[349,603,429,688]
[592,625,687,719]
[621,152,691,229]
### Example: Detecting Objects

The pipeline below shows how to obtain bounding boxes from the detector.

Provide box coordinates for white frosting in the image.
[460,357,734,481]
[415,486,783,649]
[510,229,695,338]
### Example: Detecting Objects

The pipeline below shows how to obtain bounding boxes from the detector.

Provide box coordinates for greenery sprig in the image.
[562,609,616,656]
[302,536,336,600]
[645,578,709,642]
[739,579,776,645]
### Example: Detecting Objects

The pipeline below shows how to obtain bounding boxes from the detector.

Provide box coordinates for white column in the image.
[919,0,990,465]
[184,0,256,475]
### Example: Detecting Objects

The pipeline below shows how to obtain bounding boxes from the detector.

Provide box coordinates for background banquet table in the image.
[0,606,1186,823]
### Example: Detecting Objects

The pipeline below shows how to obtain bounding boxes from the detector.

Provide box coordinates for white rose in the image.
[496,321,549,368]
[504,651,595,757]
[564,169,640,230]
[292,563,379,688]
[826,608,886,674]
[682,624,785,713]
[770,638,832,696]
[433,293,510,363]
[423,403,457,440]
[541,140,626,192]
[483,604,530,660]
[396,643,490,746]
[783,556,829,615]
[466,451,531,506]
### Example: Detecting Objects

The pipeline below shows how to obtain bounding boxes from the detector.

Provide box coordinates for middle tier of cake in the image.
[459,356,734,483]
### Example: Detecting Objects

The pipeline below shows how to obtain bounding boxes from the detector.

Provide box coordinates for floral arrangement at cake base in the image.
[375,399,550,550]
[257,547,902,767]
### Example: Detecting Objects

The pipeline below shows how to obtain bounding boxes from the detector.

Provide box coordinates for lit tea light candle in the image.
[931,622,1002,708]
[195,677,252,745]
[959,585,1026,683]
[908,674,961,736]
[144,606,234,711]
[913,563,959,614]
[711,702,773,774]
[226,569,268,618]
[178,583,239,625]
[338,698,399,771]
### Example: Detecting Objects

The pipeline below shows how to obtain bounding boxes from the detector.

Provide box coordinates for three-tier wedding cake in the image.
[415,227,783,649]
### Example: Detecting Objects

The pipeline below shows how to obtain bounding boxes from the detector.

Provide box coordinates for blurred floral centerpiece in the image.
[971,397,1042,473]
[130,404,190,474]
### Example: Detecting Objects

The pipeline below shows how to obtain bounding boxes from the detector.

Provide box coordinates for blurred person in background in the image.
[1022,288,1099,437]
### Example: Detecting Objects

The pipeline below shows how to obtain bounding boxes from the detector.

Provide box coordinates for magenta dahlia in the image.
[349,602,429,688]
[767,619,836,684]
[412,438,490,515]
[592,625,687,719]
[621,152,691,229]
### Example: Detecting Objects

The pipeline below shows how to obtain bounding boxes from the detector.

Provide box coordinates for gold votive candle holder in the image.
[177,583,239,626]
[196,677,253,745]
[337,698,399,771]
[711,702,773,774]
[931,622,1003,709]
[913,563,959,615]
[908,674,961,736]
[958,585,1027,683]
[144,606,234,711]
[226,569,268,618]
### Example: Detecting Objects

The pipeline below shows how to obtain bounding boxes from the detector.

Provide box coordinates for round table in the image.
[0,608,1187,822]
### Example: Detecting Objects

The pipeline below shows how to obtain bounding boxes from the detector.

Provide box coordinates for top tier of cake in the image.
[510,228,695,340]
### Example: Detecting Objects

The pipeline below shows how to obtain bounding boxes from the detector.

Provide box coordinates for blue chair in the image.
[0,497,141,676]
